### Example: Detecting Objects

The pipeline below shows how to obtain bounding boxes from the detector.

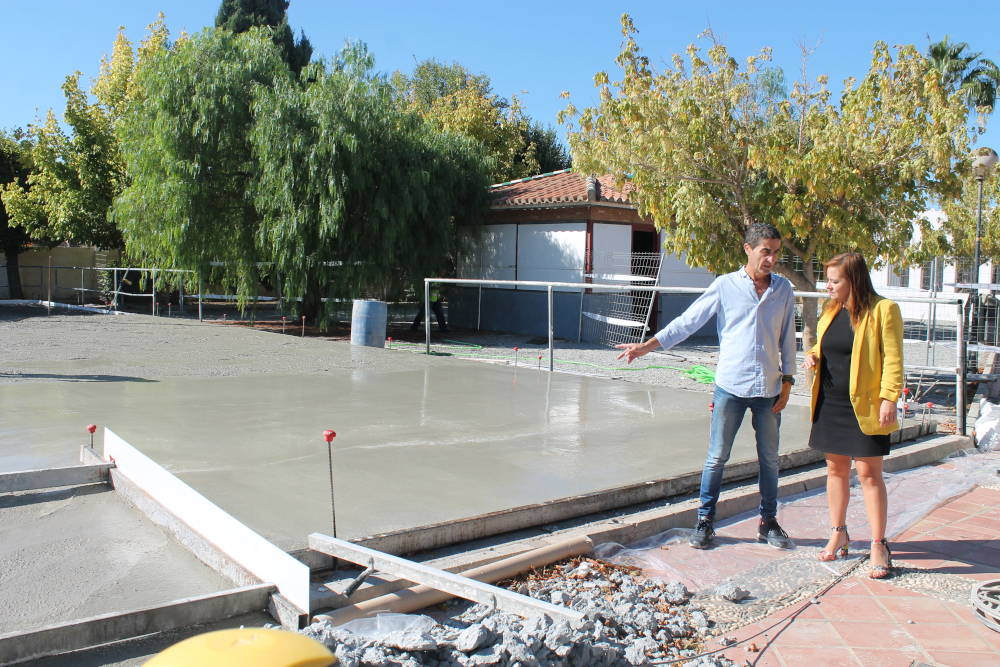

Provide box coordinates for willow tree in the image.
[114,28,290,301]
[252,43,491,320]
[116,31,490,322]
[562,14,972,352]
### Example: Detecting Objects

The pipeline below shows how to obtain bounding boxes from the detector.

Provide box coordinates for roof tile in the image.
[490,170,633,208]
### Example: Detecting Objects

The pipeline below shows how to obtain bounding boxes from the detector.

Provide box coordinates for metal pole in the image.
[425,279,431,355]
[179,278,184,314]
[930,258,938,367]
[957,299,967,436]
[478,285,482,331]
[151,269,156,316]
[198,279,203,322]
[548,285,554,372]
[578,288,585,344]
[47,256,51,311]
[80,268,84,305]
[328,441,337,538]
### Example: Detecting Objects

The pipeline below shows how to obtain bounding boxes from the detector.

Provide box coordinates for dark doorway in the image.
[631,230,660,329]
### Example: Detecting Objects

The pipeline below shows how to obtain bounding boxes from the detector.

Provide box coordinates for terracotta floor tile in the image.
[852,647,927,667]
[817,596,893,623]
[774,646,861,666]
[826,579,871,597]
[933,507,976,522]
[956,515,1000,535]
[769,620,846,648]
[933,560,1000,579]
[715,645,783,666]
[924,524,992,542]
[906,537,980,558]
[859,578,923,597]
[945,601,981,626]
[962,544,1000,567]
[926,651,1000,666]
[904,623,993,651]
[940,499,982,514]
[830,622,916,649]
[877,596,958,624]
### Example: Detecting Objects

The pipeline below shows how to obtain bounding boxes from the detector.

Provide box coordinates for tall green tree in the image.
[562,15,971,352]
[926,36,1000,114]
[116,30,491,323]
[216,0,312,75]
[395,58,570,181]
[115,27,290,302]
[253,43,491,320]
[0,17,170,254]
[0,130,36,299]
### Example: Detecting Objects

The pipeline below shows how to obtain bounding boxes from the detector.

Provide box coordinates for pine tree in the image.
[215,0,312,75]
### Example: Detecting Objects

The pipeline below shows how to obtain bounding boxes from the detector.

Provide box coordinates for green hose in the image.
[387,339,716,384]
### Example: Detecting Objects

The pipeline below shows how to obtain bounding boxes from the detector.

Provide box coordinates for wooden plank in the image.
[0,584,275,666]
[0,464,114,493]
[103,429,310,612]
[308,533,584,624]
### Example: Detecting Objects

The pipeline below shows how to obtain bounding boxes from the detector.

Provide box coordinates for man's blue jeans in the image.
[698,386,781,522]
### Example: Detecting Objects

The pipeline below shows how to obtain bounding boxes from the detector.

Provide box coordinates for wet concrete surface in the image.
[0,355,812,551]
[0,483,233,633]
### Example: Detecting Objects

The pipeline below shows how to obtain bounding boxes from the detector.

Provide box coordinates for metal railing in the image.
[426,277,970,434]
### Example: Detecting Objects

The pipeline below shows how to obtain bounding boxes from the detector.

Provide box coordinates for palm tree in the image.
[926,36,1000,114]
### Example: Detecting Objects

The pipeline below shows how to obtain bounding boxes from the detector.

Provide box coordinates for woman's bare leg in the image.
[824,454,852,554]
[855,456,889,567]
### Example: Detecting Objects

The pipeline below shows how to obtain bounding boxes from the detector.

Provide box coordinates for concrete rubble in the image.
[301,559,737,667]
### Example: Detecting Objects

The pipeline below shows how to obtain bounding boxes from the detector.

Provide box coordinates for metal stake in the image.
[47,256,51,313]
[323,430,337,538]
[198,279,203,322]
[548,285,554,371]
[425,279,431,355]
[151,269,156,315]
[80,268,84,305]
[958,299,967,436]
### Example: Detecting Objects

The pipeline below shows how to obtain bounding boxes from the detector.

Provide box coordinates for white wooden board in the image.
[102,429,310,612]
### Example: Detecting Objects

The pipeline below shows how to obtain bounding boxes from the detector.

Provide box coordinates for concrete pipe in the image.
[313,535,594,626]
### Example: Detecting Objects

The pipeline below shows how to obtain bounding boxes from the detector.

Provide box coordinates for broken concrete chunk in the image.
[380,630,438,652]
[455,623,493,653]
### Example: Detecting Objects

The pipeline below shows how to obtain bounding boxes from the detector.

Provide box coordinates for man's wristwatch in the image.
[782,375,795,386]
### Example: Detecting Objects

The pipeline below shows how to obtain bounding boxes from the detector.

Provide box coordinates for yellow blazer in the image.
[808,296,904,436]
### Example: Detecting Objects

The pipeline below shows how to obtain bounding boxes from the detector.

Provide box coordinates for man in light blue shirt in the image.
[617,223,797,549]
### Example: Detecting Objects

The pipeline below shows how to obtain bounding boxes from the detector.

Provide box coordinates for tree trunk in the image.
[772,264,820,385]
[4,250,23,299]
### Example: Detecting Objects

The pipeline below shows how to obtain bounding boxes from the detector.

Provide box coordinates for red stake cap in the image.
[282,316,286,321]
[708,402,714,409]
[86,424,97,434]
[514,347,519,351]
[538,355,542,359]
[323,430,336,442]
[903,388,910,395]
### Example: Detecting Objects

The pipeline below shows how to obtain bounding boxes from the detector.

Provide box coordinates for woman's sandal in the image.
[868,538,894,579]
[818,525,850,561]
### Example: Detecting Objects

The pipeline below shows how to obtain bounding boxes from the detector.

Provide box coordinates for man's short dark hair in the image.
[744,223,781,249]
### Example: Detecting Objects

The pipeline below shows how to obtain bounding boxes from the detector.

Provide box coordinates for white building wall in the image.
[516,222,586,291]
[457,224,517,289]
[591,223,631,257]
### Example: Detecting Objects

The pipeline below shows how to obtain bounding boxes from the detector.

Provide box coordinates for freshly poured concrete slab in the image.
[0,354,812,551]
[0,484,233,633]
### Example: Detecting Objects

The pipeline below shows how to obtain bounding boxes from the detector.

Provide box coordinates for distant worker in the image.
[616,223,797,550]
[411,270,449,333]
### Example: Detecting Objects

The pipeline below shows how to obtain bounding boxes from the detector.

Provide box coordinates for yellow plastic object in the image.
[143,628,337,667]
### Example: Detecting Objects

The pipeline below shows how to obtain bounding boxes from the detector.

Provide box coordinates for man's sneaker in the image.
[757,518,791,549]
[689,518,715,549]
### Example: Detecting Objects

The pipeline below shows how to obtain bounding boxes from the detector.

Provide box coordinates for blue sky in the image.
[3,1,999,153]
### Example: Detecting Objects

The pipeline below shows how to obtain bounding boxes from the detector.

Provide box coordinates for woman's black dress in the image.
[808,307,891,457]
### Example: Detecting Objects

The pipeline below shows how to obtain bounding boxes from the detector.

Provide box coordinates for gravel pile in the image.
[301,559,737,667]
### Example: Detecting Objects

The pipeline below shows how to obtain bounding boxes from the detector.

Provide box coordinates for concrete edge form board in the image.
[102,428,311,613]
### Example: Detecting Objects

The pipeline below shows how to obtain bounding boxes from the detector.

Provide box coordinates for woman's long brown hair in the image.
[823,252,878,328]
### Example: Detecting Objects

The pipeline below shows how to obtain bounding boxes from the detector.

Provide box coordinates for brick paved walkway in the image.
[702,486,1000,667]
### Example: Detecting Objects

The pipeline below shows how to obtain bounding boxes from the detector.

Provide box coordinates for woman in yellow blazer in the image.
[801,252,904,579]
